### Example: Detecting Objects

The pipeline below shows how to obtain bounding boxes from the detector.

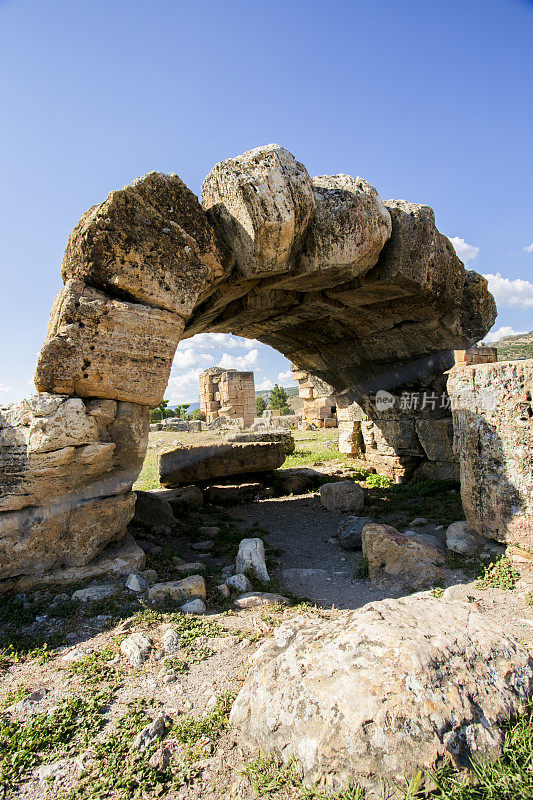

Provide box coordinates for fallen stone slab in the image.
[234,592,290,609]
[226,430,296,455]
[362,523,446,588]
[158,442,285,487]
[230,595,533,793]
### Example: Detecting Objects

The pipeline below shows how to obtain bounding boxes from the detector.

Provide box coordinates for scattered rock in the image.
[167,485,204,510]
[125,572,147,592]
[226,573,253,592]
[132,714,166,751]
[191,541,214,551]
[226,430,296,455]
[215,584,231,598]
[319,481,364,513]
[235,538,269,583]
[446,521,487,555]
[37,760,68,785]
[120,632,152,666]
[148,575,206,605]
[199,526,220,538]
[133,490,176,529]
[234,592,290,609]
[337,516,374,550]
[229,595,533,793]
[162,629,181,654]
[180,598,207,614]
[148,738,182,770]
[410,517,429,526]
[174,561,206,574]
[362,524,446,588]
[273,467,323,495]
[220,566,234,580]
[4,688,48,716]
[71,583,119,603]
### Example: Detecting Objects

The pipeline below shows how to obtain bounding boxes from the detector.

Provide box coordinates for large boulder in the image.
[158,441,285,486]
[361,523,446,588]
[319,481,364,513]
[230,595,533,793]
[448,360,533,551]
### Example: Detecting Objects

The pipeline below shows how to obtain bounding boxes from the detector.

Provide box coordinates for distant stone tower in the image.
[199,368,256,427]
[291,364,338,429]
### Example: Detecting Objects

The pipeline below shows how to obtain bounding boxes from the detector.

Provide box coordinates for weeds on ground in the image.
[68,644,122,687]
[242,753,366,798]
[355,557,369,579]
[476,556,520,590]
[0,689,112,796]
[364,474,392,488]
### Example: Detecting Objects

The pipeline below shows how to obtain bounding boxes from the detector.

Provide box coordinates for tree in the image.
[269,384,290,414]
[191,409,206,421]
[256,396,267,417]
[150,399,169,423]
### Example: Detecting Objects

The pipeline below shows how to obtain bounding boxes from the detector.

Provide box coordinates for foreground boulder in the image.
[361,523,446,588]
[158,442,285,486]
[230,595,533,793]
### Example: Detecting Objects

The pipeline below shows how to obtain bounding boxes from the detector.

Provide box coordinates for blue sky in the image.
[1,0,532,404]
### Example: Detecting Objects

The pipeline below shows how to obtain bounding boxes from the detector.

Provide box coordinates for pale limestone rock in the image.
[415,418,455,462]
[361,523,446,588]
[162,629,181,654]
[446,521,487,555]
[226,573,253,592]
[288,174,391,289]
[132,714,166,751]
[180,598,206,614]
[35,280,184,406]
[158,441,285,486]
[319,481,364,513]
[230,595,532,793]
[148,575,206,605]
[448,360,533,551]
[29,396,99,453]
[233,592,290,609]
[62,171,233,316]
[125,572,147,592]
[121,632,152,666]
[71,583,119,603]
[235,538,269,583]
[201,144,315,276]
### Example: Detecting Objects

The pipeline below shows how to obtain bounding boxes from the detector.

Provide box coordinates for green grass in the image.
[476,556,520,590]
[134,453,159,491]
[0,689,112,796]
[242,754,365,799]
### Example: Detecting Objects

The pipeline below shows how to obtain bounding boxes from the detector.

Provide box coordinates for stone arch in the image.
[0,144,496,589]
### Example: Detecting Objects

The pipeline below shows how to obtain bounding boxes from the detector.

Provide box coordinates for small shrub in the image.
[476,556,520,590]
[355,557,369,579]
[364,474,391,488]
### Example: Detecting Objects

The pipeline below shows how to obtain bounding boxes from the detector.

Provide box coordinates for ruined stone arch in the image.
[0,144,496,589]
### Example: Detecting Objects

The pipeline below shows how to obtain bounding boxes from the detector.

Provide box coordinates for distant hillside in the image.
[496,331,533,361]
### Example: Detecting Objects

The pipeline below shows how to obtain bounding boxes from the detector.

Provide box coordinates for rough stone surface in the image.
[226,573,253,592]
[71,583,119,603]
[233,592,290,609]
[158,441,285,486]
[361,523,446,588]
[320,481,364,513]
[62,171,233,316]
[148,575,206,605]
[205,482,264,505]
[226,430,296,455]
[446,521,488,555]
[35,280,184,406]
[337,516,374,550]
[180,598,207,615]
[120,632,152,666]
[272,467,324,494]
[201,144,315,277]
[133,491,176,529]
[230,596,533,793]
[235,538,270,583]
[448,360,533,551]
[132,714,166,751]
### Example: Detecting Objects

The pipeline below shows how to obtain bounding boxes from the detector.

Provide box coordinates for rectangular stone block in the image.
[34,280,184,406]
[158,442,286,486]
[448,360,533,550]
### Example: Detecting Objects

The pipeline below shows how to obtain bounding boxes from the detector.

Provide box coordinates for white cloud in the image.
[448,236,479,266]
[483,325,526,344]
[182,333,259,351]
[172,348,214,371]
[218,349,259,370]
[483,272,533,309]
[256,378,274,391]
[277,370,296,385]
[0,385,10,393]
[166,367,207,404]
[523,242,533,253]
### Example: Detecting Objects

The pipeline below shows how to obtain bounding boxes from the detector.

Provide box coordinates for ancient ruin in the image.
[199,367,256,427]
[0,143,498,588]
[291,365,338,428]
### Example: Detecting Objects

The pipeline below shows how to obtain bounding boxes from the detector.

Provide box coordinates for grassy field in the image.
[134,428,346,491]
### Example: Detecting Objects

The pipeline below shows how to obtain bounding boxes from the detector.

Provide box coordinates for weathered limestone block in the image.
[286,174,392,289]
[62,171,233,315]
[415,418,455,462]
[361,523,446,588]
[0,394,148,513]
[34,280,184,406]
[158,442,285,486]
[448,360,533,550]
[230,596,533,793]
[0,492,135,581]
[226,430,295,455]
[201,144,315,276]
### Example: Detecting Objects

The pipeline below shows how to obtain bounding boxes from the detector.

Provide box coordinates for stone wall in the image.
[199,368,256,428]
[291,365,338,429]
[448,359,533,551]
